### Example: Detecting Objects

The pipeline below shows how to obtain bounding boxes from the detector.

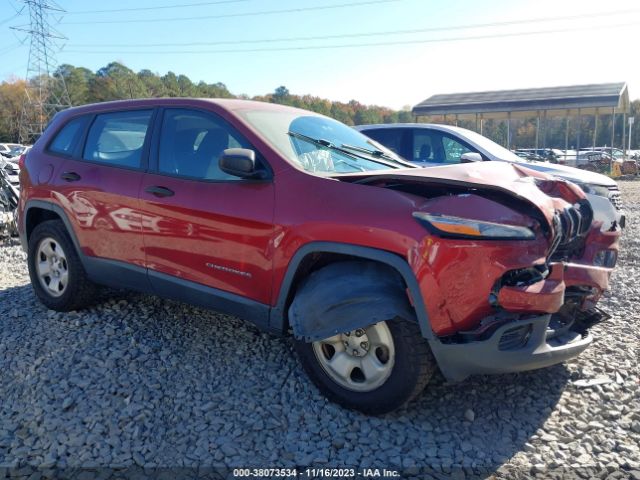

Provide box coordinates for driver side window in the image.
[158,109,254,181]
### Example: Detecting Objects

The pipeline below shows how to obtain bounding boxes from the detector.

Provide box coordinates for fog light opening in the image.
[594,250,617,268]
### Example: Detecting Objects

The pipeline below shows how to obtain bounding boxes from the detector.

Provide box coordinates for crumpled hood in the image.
[337,161,585,228]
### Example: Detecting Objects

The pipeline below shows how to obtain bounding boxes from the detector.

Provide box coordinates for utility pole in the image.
[12,0,71,144]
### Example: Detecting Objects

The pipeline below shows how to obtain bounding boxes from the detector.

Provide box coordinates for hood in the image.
[335,161,584,229]
[511,160,617,187]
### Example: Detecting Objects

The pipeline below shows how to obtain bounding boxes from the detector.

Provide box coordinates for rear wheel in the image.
[28,220,98,311]
[295,318,436,414]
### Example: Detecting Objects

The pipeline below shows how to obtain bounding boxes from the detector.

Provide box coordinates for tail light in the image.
[18,153,26,169]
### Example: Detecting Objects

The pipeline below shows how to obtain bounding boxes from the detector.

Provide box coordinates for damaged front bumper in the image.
[430,311,605,382]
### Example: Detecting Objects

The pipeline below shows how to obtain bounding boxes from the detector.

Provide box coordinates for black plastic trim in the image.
[269,241,435,340]
[83,256,152,293]
[23,200,83,254]
[148,269,270,330]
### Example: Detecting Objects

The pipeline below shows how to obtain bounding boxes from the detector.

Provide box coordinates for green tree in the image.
[138,69,167,98]
[0,78,26,142]
[273,86,290,104]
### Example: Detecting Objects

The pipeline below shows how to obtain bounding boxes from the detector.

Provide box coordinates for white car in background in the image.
[0,157,20,190]
[0,143,22,156]
[356,123,624,231]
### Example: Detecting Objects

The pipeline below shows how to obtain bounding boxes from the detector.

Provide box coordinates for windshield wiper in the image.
[288,131,400,170]
[340,143,413,168]
[287,131,367,171]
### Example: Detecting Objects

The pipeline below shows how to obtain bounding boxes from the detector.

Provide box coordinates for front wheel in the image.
[294,318,436,414]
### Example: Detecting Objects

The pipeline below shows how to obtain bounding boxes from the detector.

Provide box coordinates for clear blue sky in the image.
[1,0,638,109]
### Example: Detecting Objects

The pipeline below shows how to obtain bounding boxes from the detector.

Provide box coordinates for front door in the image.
[139,108,275,305]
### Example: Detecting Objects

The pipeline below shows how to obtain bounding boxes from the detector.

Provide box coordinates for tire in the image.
[294,304,436,414]
[27,219,98,311]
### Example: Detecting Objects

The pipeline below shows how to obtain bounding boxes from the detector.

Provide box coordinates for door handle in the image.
[61,171,81,182]
[145,186,175,198]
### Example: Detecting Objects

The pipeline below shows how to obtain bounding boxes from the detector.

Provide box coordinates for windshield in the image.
[238,109,410,174]
[455,128,524,162]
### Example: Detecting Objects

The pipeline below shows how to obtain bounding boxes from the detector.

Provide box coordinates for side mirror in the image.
[219,148,265,179]
[460,152,483,163]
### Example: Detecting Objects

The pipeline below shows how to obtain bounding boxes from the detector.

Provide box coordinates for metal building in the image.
[412,82,630,155]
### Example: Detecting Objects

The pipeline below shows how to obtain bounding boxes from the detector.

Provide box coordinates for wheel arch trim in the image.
[269,241,435,341]
[22,200,83,256]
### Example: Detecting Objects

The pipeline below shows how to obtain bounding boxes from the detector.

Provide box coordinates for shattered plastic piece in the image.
[572,376,613,388]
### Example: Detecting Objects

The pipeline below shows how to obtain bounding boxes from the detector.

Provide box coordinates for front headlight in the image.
[576,183,610,198]
[413,212,535,240]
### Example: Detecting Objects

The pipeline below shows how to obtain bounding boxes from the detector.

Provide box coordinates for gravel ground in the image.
[0,182,639,480]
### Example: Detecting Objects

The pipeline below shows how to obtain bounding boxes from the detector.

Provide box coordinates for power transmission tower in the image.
[12,0,71,144]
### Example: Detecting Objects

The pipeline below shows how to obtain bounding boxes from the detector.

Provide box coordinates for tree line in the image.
[0,61,638,150]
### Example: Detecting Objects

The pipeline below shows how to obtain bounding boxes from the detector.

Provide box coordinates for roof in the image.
[58,97,315,117]
[413,82,629,120]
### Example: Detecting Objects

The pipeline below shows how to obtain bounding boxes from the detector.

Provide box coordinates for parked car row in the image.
[0,143,31,189]
[14,98,624,413]
[511,146,640,176]
[0,143,31,161]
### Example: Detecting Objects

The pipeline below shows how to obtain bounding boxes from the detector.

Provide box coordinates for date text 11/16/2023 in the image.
[232,468,401,478]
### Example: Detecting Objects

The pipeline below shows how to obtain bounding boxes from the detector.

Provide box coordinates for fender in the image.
[269,241,435,341]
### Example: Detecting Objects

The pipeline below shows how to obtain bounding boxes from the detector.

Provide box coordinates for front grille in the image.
[549,200,592,261]
[608,189,622,210]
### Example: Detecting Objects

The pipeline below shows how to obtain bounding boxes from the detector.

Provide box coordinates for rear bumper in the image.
[430,314,593,382]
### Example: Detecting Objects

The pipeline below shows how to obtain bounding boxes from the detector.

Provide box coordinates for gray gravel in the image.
[0,182,639,479]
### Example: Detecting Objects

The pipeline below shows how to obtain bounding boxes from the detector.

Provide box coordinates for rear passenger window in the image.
[83,110,152,168]
[49,117,87,156]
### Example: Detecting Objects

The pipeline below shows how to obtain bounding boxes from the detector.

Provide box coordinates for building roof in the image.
[413,82,629,119]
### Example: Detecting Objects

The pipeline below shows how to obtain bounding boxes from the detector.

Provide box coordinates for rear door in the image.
[139,107,275,304]
[54,109,154,272]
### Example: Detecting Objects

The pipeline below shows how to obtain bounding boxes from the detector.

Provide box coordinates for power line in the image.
[0,42,23,57]
[0,12,22,26]
[66,7,640,49]
[61,0,401,25]
[65,0,254,15]
[12,0,71,143]
[62,20,640,55]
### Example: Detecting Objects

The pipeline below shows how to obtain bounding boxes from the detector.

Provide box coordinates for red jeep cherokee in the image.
[17,99,613,414]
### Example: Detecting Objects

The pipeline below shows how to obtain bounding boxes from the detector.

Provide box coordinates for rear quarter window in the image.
[48,116,89,156]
